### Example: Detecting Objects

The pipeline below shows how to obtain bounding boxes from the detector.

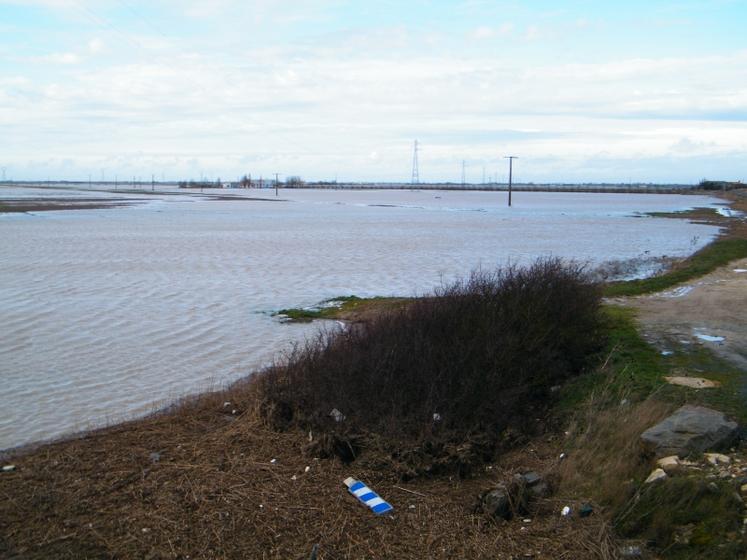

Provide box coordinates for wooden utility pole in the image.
[275,173,279,196]
[505,156,518,207]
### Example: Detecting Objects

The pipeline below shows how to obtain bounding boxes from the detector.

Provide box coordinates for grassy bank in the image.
[604,237,747,297]
[276,295,408,322]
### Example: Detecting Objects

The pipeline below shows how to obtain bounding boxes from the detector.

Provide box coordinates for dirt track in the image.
[617,257,747,370]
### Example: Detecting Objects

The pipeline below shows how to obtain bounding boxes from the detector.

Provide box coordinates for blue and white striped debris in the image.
[344,477,393,515]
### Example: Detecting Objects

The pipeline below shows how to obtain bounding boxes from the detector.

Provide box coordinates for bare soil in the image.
[618,257,747,370]
[614,189,747,371]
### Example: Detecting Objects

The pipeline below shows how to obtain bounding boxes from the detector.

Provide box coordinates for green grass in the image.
[560,305,746,419]
[616,476,746,559]
[558,306,666,411]
[276,295,408,322]
[558,305,747,558]
[604,238,747,297]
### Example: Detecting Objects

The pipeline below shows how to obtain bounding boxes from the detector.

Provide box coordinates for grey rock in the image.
[483,478,528,520]
[483,484,512,519]
[520,471,542,487]
[529,481,552,499]
[640,405,739,458]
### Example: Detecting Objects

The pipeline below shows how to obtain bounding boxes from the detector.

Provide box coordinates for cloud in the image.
[37,52,81,64]
[469,23,512,40]
[3,2,747,182]
[470,26,494,40]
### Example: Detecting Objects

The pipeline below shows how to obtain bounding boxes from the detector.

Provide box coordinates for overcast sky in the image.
[2,0,746,183]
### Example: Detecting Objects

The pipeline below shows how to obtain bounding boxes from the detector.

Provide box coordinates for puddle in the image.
[693,331,725,343]
[661,285,695,298]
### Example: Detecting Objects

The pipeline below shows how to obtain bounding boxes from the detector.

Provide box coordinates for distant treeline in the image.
[698,180,744,191]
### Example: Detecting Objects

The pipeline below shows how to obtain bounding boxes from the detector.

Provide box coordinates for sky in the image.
[1,0,746,184]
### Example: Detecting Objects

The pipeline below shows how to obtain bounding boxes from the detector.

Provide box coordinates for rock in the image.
[705,452,731,466]
[740,483,747,495]
[657,455,681,474]
[483,478,527,520]
[519,471,542,487]
[664,376,720,389]
[707,482,720,493]
[483,484,512,519]
[645,468,668,484]
[640,405,739,458]
[529,481,552,498]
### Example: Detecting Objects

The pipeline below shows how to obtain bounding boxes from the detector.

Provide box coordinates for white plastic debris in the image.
[304,466,311,473]
[231,409,237,415]
[433,413,442,422]
[2,465,16,472]
[559,453,566,461]
[270,458,277,464]
[223,402,231,408]
[330,408,345,422]
[561,506,571,517]
[291,475,297,481]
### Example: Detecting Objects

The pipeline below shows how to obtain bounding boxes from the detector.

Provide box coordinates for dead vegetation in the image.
[0,389,618,559]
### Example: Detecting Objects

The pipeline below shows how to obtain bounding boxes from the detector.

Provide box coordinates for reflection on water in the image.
[0,187,722,449]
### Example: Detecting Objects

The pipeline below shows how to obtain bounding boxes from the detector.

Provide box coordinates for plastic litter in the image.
[270,458,277,464]
[330,408,345,422]
[561,506,571,517]
[2,465,16,472]
[579,504,593,517]
[304,466,311,473]
[432,413,442,422]
[344,477,394,515]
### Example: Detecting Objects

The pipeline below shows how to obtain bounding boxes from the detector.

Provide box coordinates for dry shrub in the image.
[559,386,672,510]
[254,259,605,473]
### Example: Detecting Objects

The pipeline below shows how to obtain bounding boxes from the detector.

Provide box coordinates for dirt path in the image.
[613,257,747,370]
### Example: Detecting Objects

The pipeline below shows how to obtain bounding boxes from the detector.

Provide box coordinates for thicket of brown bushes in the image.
[254,259,605,469]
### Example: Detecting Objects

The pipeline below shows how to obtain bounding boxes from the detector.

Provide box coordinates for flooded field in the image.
[0,186,724,450]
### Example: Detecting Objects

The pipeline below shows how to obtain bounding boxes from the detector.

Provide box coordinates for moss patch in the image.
[276,295,410,322]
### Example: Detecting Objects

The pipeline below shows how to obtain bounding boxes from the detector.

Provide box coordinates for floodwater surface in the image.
[0,186,724,450]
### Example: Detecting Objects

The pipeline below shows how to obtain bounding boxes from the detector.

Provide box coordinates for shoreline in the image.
[1,189,746,558]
